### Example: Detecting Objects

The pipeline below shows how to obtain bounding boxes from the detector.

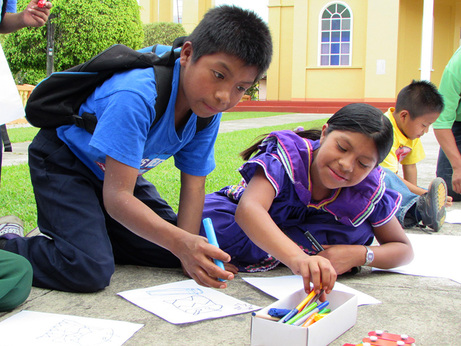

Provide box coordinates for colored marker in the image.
[310,289,325,305]
[285,302,317,325]
[292,301,329,326]
[202,218,225,281]
[304,230,324,252]
[278,289,317,323]
[297,289,317,311]
[302,312,319,327]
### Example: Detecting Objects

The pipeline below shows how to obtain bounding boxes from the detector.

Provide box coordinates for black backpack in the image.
[25,36,213,134]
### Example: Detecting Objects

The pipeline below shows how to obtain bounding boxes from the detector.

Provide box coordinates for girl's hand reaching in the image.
[287,253,336,295]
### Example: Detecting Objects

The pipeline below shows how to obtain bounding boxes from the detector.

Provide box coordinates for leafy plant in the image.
[142,22,187,47]
[245,83,259,100]
[3,0,144,85]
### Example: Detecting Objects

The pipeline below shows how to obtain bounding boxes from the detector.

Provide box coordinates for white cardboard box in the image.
[251,289,358,346]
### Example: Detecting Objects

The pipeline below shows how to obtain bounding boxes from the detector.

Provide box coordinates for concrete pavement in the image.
[0,114,460,345]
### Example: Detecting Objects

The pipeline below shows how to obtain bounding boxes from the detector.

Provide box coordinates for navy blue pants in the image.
[4,128,181,292]
[436,121,461,201]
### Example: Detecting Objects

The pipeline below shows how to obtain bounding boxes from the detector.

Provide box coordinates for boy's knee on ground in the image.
[62,260,114,293]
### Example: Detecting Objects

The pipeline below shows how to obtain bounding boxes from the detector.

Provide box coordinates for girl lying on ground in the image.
[200,103,414,294]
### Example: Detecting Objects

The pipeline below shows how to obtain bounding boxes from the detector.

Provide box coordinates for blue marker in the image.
[202,218,225,281]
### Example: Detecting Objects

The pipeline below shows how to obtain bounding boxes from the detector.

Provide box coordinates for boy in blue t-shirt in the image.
[0,5,273,293]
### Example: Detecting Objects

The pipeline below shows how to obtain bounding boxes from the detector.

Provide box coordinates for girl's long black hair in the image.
[240,103,393,166]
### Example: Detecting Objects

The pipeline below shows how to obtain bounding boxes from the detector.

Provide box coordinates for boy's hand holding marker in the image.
[201,218,234,287]
[178,232,234,289]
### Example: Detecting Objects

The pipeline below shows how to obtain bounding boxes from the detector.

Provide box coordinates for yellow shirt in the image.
[380,108,425,173]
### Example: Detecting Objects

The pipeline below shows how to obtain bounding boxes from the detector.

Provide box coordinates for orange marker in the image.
[301,312,318,327]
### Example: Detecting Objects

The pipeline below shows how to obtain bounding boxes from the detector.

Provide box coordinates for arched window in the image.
[319,2,352,66]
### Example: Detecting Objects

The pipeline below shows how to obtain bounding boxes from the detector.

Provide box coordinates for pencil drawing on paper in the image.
[37,319,114,345]
[233,302,257,311]
[146,287,224,316]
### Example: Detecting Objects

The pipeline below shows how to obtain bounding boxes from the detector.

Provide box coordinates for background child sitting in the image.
[380,80,450,232]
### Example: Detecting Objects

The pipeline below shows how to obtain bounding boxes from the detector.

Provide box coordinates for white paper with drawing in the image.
[0,310,143,346]
[118,279,260,324]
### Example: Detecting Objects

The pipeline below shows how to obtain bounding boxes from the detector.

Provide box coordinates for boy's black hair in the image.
[395,80,444,119]
[241,103,393,166]
[186,5,272,82]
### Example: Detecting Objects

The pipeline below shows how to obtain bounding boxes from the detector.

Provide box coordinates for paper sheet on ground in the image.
[243,275,381,306]
[118,279,259,324]
[445,209,461,224]
[373,233,461,284]
[0,310,143,346]
[0,45,26,125]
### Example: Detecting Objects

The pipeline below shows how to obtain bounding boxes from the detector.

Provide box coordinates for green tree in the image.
[142,22,186,47]
[3,0,144,85]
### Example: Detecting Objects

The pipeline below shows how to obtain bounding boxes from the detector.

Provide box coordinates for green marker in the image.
[285,302,318,325]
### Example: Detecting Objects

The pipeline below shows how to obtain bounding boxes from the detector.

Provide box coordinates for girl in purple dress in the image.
[200,103,414,294]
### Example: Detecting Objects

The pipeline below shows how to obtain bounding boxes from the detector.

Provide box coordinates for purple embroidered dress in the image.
[200,130,401,272]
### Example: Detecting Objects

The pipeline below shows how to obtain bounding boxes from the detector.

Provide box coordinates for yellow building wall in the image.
[432,0,458,86]
[271,0,400,101]
[305,0,367,100]
[396,0,422,91]
[139,0,173,23]
[397,0,460,93]
[267,0,295,101]
[271,0,461,102]
[140,0,461,103]
[363,0,399,101]
[290,0,308,100]
[182,0,213,34]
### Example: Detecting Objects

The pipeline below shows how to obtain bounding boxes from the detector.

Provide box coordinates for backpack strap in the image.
[151,36,184,128]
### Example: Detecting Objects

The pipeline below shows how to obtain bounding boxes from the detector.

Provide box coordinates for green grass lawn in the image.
[0,114,327,232]
[5,126,39,143]
[3,112,290,142]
